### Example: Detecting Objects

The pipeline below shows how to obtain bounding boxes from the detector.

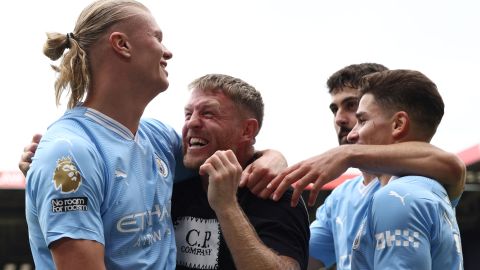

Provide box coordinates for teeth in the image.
[189,137,207,147]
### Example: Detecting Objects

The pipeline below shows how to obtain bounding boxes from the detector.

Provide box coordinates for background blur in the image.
[0,0,479,269]
[1,0,480,170]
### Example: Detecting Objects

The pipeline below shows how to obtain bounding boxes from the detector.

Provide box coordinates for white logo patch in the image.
[174,217,221,269]
[388,191,410,206]
[375,229,420,250]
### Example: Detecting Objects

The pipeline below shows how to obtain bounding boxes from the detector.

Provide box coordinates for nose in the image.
[347,124,359,144]
[335,109,349,127]
[185,112,202,129]
[162,44,173,60]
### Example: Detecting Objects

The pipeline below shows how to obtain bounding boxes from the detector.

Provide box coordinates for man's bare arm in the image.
[269,141,465,206]
[202,150,301,270]
[51,238,105,270]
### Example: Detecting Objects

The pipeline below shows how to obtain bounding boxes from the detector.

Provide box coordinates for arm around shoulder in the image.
[347,142,466,199]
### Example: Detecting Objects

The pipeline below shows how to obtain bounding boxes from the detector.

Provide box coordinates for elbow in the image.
[447,154,466,198]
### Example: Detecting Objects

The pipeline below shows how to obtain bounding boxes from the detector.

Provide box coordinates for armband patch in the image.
[51,197,88,213]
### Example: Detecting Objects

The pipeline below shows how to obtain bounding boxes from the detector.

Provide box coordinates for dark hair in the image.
[327,63,388,94]
[360,69,444,140]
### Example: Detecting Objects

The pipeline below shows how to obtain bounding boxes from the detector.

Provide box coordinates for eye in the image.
[202,111,214,118]
[346,101,359,112]
[184,111,192,120]
[357,118,366,125]
[153,31,163,42]
[330,105,338,116]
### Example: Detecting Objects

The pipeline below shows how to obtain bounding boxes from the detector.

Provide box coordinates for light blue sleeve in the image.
[309,194,336,267]
[368,185,434,270]
[28,134,105,246]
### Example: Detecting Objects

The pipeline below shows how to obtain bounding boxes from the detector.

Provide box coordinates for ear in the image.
[241,118,259,143]
[391,111,409,140]
[109,32,131,58]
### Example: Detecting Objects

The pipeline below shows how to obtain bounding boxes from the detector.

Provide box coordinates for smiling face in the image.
[329,87,360,145]
[125,8,173,93]
[182,89,246,169]
[347,93,395,146]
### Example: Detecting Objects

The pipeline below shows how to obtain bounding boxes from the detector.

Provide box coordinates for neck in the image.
[85,52,162,134]
[84,97,145,135]
[83,76,156,134]
[362,171,392,186]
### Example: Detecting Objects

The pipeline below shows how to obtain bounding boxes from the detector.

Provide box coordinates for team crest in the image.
[53,156,82,193]
[156,156,169,177]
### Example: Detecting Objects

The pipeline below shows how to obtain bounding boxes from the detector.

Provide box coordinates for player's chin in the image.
[157,79,170,92]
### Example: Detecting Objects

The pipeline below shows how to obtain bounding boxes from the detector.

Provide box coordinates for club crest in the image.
[156,156,169,178]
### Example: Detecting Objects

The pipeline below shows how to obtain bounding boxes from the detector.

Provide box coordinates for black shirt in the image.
[172,176,310,270]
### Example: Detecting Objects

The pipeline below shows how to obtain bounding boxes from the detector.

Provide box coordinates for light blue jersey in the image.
[351,176,463,270]
[309,175,380,269]
[26,106,184,270]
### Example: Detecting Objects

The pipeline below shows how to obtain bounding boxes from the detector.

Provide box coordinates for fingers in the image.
[289,178,312,207]
[308,178,327,207]
[32,133,42,144]
[249,177,271,197]
[19,145,39,176]
[258,187,274,200]
[199,152,223,176]
[269,164,306,201]
[199,150,241,179]
[239,164,252,187]
[19,161,31,176]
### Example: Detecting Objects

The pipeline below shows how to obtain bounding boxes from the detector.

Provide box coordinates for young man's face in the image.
[182,89,244,169]
[329,87,360,145]
[347,93,395,146]
[125,8,173,94]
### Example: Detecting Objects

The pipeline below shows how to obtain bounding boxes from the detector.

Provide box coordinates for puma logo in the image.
[388,191,410,206]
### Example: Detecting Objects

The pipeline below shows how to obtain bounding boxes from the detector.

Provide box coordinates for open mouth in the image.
[189,137,208,148]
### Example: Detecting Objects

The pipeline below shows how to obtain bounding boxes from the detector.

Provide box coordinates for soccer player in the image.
[349,69,463,269]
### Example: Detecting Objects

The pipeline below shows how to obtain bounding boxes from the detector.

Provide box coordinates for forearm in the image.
[51,238,105,270]
[216,203,299,270]
[307,256,327,270]
[345,142,466,198]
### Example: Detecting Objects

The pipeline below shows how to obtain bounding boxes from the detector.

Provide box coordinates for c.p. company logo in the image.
[53,156,82,193]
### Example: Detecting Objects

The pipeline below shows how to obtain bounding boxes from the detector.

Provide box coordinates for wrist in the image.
[213,201,242,219]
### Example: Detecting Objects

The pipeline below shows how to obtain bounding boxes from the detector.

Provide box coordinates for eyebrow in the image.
[184,100,221,111]
[355,111,366,119]
[329,96,359,109]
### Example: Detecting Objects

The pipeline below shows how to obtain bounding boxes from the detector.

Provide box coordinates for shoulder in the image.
[370,177,445,228]
[375,176,445,204]
[141,118,177,137]
[330,175,364,195]
[35,130,98,166]
[141,118,181,149]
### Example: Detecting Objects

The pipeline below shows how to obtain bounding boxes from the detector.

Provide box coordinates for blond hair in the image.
[43,0,147,108]
[189,74,264,131]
